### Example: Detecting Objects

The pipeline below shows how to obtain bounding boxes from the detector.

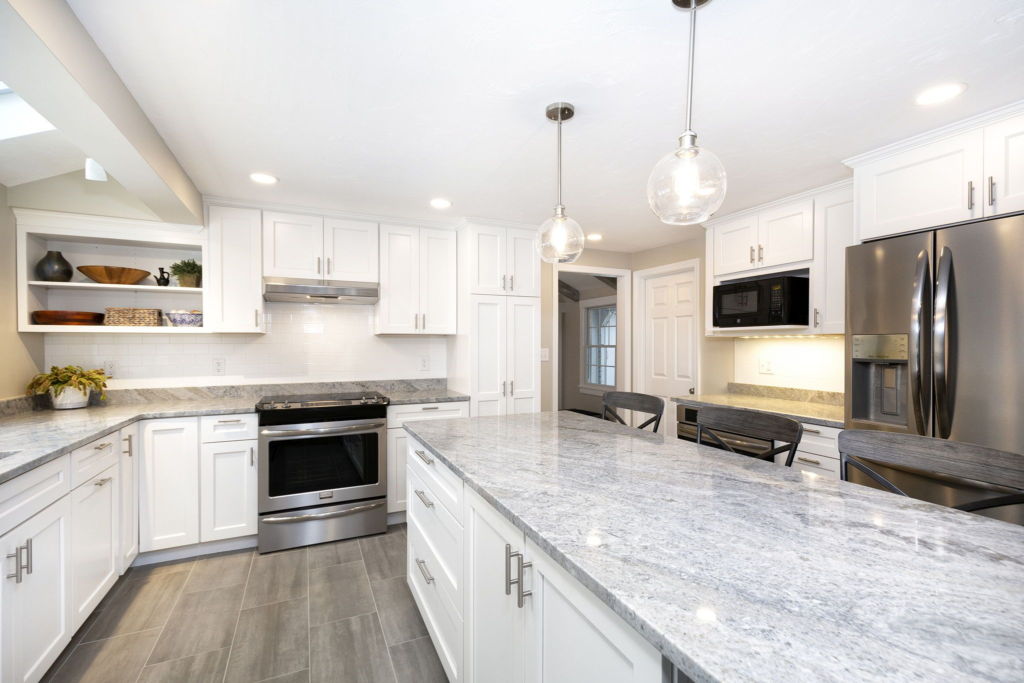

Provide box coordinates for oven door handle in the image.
[260,422,385,438]
[260,500,386,524]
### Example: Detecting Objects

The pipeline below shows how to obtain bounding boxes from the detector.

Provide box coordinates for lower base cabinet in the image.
[71,464,120,631]
[140,418,200,552]
[0,496,73,683]
[118,423,140,575]
[387,429,408,513]
[199,439,258,542]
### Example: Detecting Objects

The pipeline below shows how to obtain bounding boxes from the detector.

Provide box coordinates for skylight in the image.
[0,87,56,141]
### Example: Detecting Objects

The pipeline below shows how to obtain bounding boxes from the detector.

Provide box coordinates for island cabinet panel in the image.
[139,418,200,552]
[71,463,119,632]
[408,517,464,683]
[118,423,139,575]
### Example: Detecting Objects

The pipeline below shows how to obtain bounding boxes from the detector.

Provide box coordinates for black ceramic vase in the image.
[35,251,73,282]
[156,268,170,287]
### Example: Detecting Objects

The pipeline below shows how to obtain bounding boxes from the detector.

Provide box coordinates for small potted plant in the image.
[26,365,108,410]
[170,259,202,288]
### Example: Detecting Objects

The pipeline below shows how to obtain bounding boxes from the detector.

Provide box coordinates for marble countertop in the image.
[404,412,1024,683]
[0,387,467,484]
[673,393,845,429]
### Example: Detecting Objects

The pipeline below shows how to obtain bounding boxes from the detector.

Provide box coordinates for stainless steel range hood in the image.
[263,277,379,305]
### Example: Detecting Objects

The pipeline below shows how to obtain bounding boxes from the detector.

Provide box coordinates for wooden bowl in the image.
[77,265,151,285]
[32,310,106,326]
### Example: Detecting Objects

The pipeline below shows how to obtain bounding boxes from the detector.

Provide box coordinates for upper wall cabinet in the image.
[325,218,379,282]
[208,206,264,333]
[262,212,325,279]
[811,187,855,334]
[713,201,813,276]
[712,214,758,276]
[983,113,1024,216]
[377,225,456,335]
[461,223,541,297]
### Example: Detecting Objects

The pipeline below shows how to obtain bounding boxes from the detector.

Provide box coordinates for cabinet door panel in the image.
[377,224,420,334]
[984,113,1024,216]
[713,216,758,276]
[200,440,258,542]
[507,297,541,414]
[469,225,507,295]
[0,496,72,683]
[325,218,379,282]
[470,296,507,417]
[813,189,854,334]
[420,228,457,334]
[759,199,814,267]
[507,228,541,297]
[140,418,199,552]
[71,464,119,631]
[119,423,140,575]
[387,429,408,513]
[208,206,263,332]
[262,211,325,280]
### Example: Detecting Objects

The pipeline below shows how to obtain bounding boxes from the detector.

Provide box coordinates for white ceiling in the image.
[66,0,1024,252]
[0,129,84,187]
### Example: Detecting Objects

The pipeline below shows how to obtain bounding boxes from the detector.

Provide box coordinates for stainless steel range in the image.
[256,392,389,553]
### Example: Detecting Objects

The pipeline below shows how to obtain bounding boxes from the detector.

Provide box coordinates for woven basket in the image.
[104,307,162,327]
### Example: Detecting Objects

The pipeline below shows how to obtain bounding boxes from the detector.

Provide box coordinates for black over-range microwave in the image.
[712,275,809,328]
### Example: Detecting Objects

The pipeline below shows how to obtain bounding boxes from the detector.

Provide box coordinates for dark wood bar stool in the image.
[601,392,664,432]
[837,430,1024,514]
[696,406,803,466]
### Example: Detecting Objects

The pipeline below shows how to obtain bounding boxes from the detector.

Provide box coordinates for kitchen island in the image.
[403,411,1024,683]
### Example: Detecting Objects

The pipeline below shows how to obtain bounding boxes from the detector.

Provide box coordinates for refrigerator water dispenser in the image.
[850,334,910,427]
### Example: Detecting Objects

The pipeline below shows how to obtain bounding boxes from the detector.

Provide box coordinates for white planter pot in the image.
[50,386,91,410]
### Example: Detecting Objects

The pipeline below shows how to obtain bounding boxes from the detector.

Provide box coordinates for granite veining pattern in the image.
[404,412,1024,683]
[727,382,845,407]
[674,393,845,428]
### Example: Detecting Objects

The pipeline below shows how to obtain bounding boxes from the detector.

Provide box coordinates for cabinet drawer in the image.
[792,452,840,480]
[0,455,71,537]
[72,436,120,489]
[407,436,464,525]
[407,465,463,616]
[798,424,841,459]
[407,517,463,683]
[200,414,257,443]
[387,401,468,429]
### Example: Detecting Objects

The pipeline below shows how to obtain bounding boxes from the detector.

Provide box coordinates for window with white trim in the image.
[582,302,615,390]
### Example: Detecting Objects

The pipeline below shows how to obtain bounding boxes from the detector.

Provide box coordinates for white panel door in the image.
[208,206,264,333]
[506,228,541,297]
[262,211,325,279]
[200,440,257,542]
[812,188,855,334]
[71,464,119,631]
[464,487,525,683]
[0,496,72,683]
[387,428,408,513]
[642,269,696,433]
[324,218,379,282]
[712,215,758,276]
[140,418,199,552]
[377,224,421,334]
[523,537,662,683]
[983,113,1024,216]
[507,297,541,414]
[758,199,814,267]
[857,129,984,240]
[420,228,457,335]
[470,295,507,417]
[469,225,507,295]
[118,423,139,575]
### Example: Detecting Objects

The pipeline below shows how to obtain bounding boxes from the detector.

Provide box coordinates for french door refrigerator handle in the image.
[934,246,954,439]
[909,249,930,436]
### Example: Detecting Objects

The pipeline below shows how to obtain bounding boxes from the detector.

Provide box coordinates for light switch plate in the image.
[540,348,550,362]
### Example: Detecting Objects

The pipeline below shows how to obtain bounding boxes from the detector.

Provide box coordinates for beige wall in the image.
[7,171,160,220]
[0,184,44,399]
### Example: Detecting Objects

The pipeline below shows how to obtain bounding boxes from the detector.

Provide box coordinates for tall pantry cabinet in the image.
[447,221,543,416]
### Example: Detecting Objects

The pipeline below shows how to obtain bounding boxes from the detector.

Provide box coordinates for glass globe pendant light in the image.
[535,102,585,264]
[647,0,726,225]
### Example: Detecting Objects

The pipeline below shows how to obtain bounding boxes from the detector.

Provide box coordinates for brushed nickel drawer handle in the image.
[217,419,242,424]
[416,558,434,584]
[93,442,111,450]
[803,428,821,434]
[94,477,113,487]
[414,449,434,466]
[262,500,385,524]
[414,489,434,508]
[797,457,821,465]
[421,406,439,411]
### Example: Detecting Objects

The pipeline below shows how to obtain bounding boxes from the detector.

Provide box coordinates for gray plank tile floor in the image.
[43,524,448,683]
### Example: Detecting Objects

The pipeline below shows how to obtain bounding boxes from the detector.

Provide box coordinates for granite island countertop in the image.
[673,393,845,429]
[403,411,1024,683]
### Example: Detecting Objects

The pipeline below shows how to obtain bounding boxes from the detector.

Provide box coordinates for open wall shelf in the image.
[28,281,203,295]
[31,325,204,334]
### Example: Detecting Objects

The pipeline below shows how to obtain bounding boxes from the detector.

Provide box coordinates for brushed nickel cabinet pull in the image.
[989,176,995,207]
[803,428,821,434]
[317,256,321,274]
[218,419,242,424]
[94,477,113,487]
[123,434,133,457]
[422,313,426,329]
[94,443,111,451]
[416,558,435,584]
[414,449,434,466]
[510,275,514,291]
[813,308,820,327]
[421,406,439,411]
[24,538,32,575]
[255,309,259,328]
[749,246,754,264]
[250,446,255,467]
[797,456,821,465]
[510,381,514,396]
[758,244,764,262]
[414,489,434,508]
[967,180,974,210]
[327,257,332,274]
[6,545,25,583]
[502,274,506,290]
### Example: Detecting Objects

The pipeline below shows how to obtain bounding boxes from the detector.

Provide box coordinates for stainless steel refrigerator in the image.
[845,213,1024,522]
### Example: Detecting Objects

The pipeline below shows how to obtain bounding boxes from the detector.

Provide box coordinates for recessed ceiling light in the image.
[429,198,452,209]
[914,83,967,106]
[586,234,602,241]
[250,173,278,184]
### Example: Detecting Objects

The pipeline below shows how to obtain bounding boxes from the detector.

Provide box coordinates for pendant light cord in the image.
[556,112,563,208]
[684,2,697,132]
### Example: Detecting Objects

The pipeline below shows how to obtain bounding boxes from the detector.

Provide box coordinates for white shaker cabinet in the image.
[207,205,264,333]
[118,423,139,575]
[420,228,458,334]
[506,228,541,297]
[199,440,258,542]
[712,214,759,276]
[983,113,1024,216]
[462,223,541,297]
[469,296,509,417]
[0,496,72,683]
[139,418,200,552]
[811,187,855,334]
[758,200,814,268]
[71,464,119,632]
[325,218,379,282]
[262,211,325,280]
[377,224,456,335]
[506,297,542,414]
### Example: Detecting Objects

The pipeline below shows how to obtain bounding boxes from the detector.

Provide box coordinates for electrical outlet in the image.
[213,358,226,375]
[759,358,774,374]
[103,360,117,378]
[540,348,550,362]
[420,355,430,372]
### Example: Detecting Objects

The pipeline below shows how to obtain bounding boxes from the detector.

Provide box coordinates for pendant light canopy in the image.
[536,102,585,264]
[647,0,726,225]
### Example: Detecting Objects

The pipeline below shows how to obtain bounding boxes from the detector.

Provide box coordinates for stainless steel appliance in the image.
[713,275,809,328]
[256,392,389,553]
[263,277,379,304]
[676,404,773,458]
[846,213,1024,524]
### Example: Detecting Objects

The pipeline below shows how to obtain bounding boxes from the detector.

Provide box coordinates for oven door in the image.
[714,281,765,327]
[258,418,386,513]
